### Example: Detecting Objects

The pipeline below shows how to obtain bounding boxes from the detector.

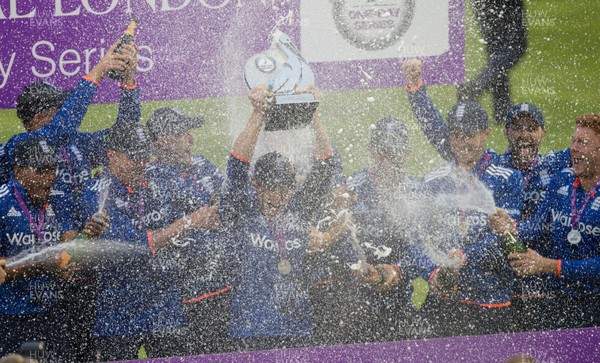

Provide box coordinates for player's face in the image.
[155,130,194,167]
[504,117,545,170]
[369,147,407,173]
[571,126,600,179]
[450,129,489,170]
[254,183,295,220]
[108,149,149,187]
[27,107,58,132]
[13,165,57,205]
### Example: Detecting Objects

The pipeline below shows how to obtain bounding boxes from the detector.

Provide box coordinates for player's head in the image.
[105,123,152,186]
[251,151,296,220]
[504,103,546,169]
[12,136,58,206]
[447,102,490,169]
[16,82,71,132]
[368,116,410,173]
[147,108,205,167]
[571,114,600,179]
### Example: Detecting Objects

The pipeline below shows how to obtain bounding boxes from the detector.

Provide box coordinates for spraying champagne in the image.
[108,17,138,80]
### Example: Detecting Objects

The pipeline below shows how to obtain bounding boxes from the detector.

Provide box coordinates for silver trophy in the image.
[244,31,319,131]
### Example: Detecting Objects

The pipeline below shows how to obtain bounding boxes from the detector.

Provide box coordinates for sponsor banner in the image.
[0,0,464,109]
[114,327,600,362]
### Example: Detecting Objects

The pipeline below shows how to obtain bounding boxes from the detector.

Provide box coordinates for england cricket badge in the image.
[332,0,416,51]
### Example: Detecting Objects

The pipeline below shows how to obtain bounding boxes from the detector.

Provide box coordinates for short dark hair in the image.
[575,114,600,135]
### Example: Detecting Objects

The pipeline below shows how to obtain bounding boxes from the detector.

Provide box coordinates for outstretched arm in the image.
[403,59,455,162]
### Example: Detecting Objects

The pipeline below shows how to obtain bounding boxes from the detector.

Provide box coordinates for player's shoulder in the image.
[0,183,10,200]
[347,168,369,190]
[485,163,520,182]
[423,164,452,184]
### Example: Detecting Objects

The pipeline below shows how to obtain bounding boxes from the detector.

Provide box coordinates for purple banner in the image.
[0,0,464,109]
[114,328,600,363]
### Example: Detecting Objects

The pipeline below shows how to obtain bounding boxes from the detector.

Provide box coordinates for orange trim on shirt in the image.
[428,267,440,282]
[182,286,231,304]
[231,151,251,164]
[391,264,402,279]
[120,79,137,90]
[316,149,334,161]
[405,79,424,93]
[147,231,155,256]
[457,299,511,308]
[82,75,100,86]
[557,259,562,278]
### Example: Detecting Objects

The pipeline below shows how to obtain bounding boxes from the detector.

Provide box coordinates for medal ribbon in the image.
[570,177,600,231]
[125,185,145,222]
[270,217,288,262]
[13,182,47,244]
[522,155,539,190]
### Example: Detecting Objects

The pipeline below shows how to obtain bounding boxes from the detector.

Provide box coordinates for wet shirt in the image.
[0,179,76,315]
[498,149,571,221]
[519,169,600,298]
[220,154,333,338]
[53,86,141,228]
[145,155,227,300]
[82,171,186,337]
[420,153,524,306]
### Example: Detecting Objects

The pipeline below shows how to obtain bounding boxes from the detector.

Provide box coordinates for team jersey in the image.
[407,85,571,220]
[81,171,186,337]
[219,153,334,338]
[145,155,227,301]
[418,152,524,306]
[0,179,77,315]
[5,79,140,228]
[519,169,600,299]
[52,85,141,227]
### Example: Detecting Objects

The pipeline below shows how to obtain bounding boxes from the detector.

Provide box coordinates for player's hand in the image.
[354,263,400,292]
[189,206,221,230]
[121,43,138,86]
[402,58,423,89]
[488,208,515,235]
[429,267,459,298]
[86,41,130,82]
[248,85,272,114]
[508,249,558,276]
[296,84,321,102]
[0,259,6,285]
[82,210,110,237]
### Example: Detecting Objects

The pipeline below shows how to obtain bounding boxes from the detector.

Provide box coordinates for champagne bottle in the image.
[503,231,528,254]
[108,17,138,80]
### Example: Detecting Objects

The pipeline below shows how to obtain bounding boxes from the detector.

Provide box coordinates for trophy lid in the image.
[244,31,314,92]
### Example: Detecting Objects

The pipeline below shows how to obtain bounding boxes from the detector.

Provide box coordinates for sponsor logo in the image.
[551,208,600,237]
[6,231,61,246]
[250,233,302,252]
[7,206,22,217]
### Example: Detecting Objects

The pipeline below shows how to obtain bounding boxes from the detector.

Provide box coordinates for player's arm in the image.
[403,59,454,162]
[26,41,128,148]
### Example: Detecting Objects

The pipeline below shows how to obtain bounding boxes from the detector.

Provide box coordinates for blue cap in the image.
[506,103,544,128]
[447,102,488,136]
[369,116,409,154]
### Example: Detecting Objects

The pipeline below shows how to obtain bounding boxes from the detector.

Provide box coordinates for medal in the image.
[567,230,582,245]
[569,177,600,247]
[277,259,292,275]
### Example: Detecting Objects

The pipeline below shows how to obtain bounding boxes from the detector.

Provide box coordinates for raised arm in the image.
[403,59,455,162]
